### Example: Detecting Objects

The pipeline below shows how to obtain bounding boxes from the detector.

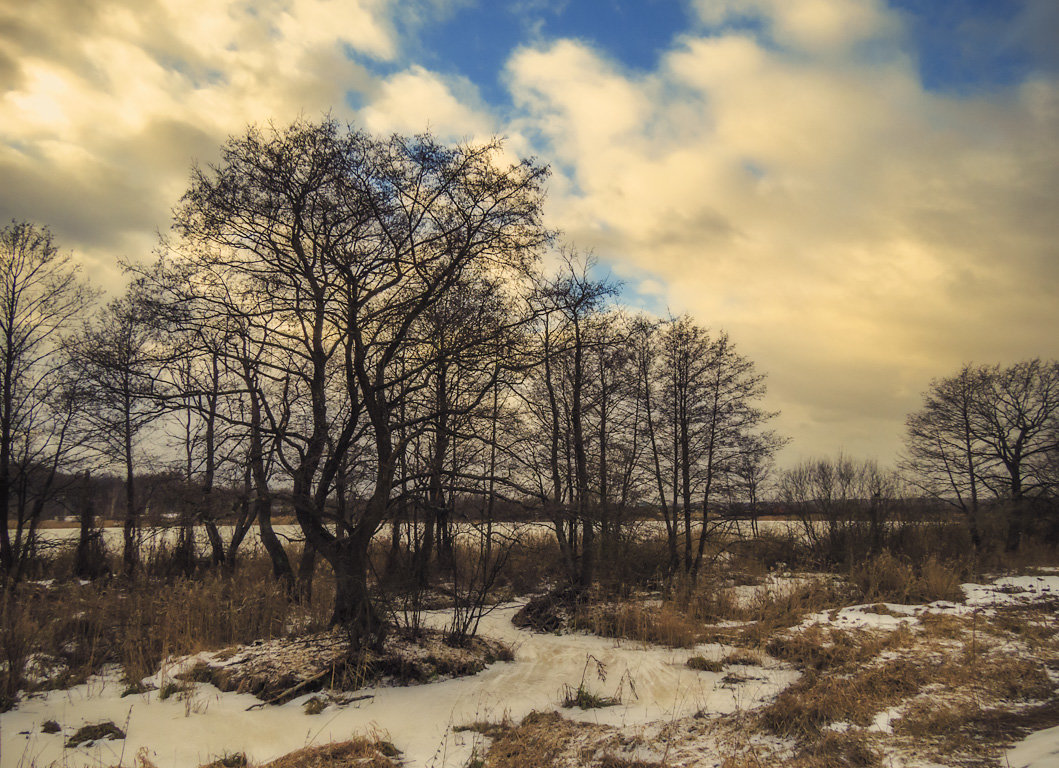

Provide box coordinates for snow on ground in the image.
[1008,723,1059,768]
[0,604,797,768]
[727,573,824,609]
[797,602,918,631]
[5,575,1058,768]
[791,574,1059,632]
[962,575,1059,610]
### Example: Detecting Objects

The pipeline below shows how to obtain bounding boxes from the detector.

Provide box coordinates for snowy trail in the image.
[1,605,795,768]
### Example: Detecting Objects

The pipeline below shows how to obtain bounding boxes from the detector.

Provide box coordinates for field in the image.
[3,520,1059,768]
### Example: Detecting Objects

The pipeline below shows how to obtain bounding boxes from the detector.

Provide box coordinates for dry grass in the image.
[731,578,854,647]
[481,711,580,768]
[473,710,653,768]
[896,697,1059,741]
[686,655,723,672]
[65,720,126,748]
[789,731,881,768]
[761,657,929,737]
[571,603,702,648]
[849,553,965,605]
[261,740,400,768]
[960,653,1055,701]
[916,611,971,639]
[0,554,334,708]
[765,624,912,671]
[720,649,763,666]
[987,608,1059,645]
[721,731,880,768]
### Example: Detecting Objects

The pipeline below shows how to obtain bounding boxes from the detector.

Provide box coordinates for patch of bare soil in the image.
[176,628,512,705]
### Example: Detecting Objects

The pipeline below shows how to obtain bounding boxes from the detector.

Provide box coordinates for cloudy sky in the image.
[2,0,1057,465]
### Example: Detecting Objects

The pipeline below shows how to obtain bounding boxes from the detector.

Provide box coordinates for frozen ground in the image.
[1,604,795,768]
[1008,723,1059,768]
[3,576,1058,768]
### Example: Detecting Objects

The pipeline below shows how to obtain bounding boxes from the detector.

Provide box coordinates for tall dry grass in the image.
[0,550,333,710]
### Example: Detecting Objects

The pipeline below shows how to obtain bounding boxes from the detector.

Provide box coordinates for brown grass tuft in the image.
[765,624,911,671]
[686,656,723,672]
[482,711,578,768]
[761,657,928,737]
[571,603,701,648]
[850,553,964,605]
[791,731,881,768]
[261,740,400,768]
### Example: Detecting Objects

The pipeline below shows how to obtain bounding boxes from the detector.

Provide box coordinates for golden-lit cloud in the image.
[360,66,496,142]
[504,4,1059,461]
[0,0,398,282]
[1,0,1055,463]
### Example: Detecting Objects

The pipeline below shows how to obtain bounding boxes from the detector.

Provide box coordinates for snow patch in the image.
[1007,723,1059,768]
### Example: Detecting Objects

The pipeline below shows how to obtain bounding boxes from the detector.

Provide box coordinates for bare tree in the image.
[728,431,787,538]
[0,221,94,581]
[521,254,618,589]
[647,315,777,577]
[74,287,166,576]
[903,360,1059,549]
[779,454,901,562]
[170,119,548,647]
[903,365,990,547]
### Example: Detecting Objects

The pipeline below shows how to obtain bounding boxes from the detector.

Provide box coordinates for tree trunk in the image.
[204,520,226,567]
[330,536,385,650]
[122,410,138,577]
[258,495,295,592]
[297,542,317,603]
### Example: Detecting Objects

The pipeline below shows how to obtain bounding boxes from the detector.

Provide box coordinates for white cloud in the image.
[693,0,901,54]
[1,0,1055,464]
[361,66,496,142]
[503,12,1059,462]
[0,0,397,285]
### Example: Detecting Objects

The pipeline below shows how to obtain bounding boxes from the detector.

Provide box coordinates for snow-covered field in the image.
[4,575,1058,768]
[2,604,796,768]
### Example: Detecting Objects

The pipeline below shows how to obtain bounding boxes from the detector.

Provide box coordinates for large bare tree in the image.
[75,287,166,576]
[168,119,548,646]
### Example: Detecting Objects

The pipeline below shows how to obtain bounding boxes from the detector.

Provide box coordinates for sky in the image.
[1,0,1057,466]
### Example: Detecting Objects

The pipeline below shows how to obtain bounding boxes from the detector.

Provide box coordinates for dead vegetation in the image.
[175,627,512,704]
[761,656,929,736]
[514,561,1058,768]
[764,623,913,671]
[261,740,401,768]
[5,523,1059,767]
[458,710,661,768]
[65,720,126,748]
[181,740,401,768]
[0,552,333,709]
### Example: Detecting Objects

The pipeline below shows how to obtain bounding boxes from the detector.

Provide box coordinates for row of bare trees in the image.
[775,361,1059,564]
[4,119,1056,645]
[904,359,1059,550]
[0,120,784,647]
